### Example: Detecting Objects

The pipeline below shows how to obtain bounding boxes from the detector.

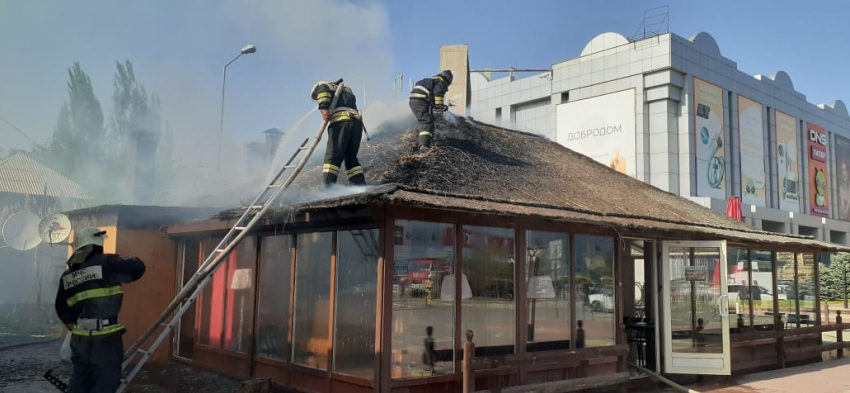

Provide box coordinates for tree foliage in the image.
[819,252,850,301]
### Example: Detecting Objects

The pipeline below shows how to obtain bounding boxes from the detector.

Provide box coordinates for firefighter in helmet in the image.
[409,70,453,153]
[55,227,146,393]
[311,79,366,187]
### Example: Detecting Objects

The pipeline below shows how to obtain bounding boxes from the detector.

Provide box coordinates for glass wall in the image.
[256,235,292,361]
[727,247,751,333]
[526,230,571,352]
[750,250,775,331]
[224,240,256,353]
[333,229,379,378]
[391,221,455,378]
[796,253,817,327]
[776,252,796,328]
[198,237,225,347]
[292,232,333,369]
[462,226,516,357]
[176,239,199,359]
[574,235,615,347]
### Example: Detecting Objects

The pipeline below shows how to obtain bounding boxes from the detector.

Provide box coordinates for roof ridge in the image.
[392,184,809,240]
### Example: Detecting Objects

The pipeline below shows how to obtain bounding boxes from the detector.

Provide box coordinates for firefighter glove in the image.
[433,104,448,113]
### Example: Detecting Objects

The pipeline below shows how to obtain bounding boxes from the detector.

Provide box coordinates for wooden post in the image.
[463,329,475,393]
[837,310,843,359]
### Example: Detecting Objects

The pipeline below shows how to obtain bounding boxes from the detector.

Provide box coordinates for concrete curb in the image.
[0,337,61,352]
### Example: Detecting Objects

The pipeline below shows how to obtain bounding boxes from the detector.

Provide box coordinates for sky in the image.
[1,0,849,154]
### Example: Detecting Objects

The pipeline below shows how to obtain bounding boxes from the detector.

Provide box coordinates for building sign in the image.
[738,95,765,206]
[685,266,708,282]
[836,135,850,220]
[775,110,800,213]
[807,122,829,217]
[693,77,726,199]
[555,89,636,177]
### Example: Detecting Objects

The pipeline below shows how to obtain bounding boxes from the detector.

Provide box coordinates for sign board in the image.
[685,266,708,282]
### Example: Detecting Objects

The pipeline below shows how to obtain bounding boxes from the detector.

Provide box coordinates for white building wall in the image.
[468,31,850,245]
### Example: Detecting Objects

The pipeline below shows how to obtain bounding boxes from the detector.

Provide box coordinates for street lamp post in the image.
[216,44,257,179]
[844,263,848,310]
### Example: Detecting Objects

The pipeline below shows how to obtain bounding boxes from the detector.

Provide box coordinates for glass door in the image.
[662,241,730,375]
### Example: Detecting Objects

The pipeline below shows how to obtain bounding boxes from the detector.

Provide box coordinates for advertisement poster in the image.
[693,77,726,198]
[556,89,636,177]
[738,95,765,206]
[835,135,850,220]
[775,110,800,213]
[807,122,829,217]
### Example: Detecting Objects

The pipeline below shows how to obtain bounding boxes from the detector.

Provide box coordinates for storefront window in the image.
[796,253,817,327]
[292,232,333,370]
[727,247,751,333]
[256,235,292,361]
[198,237,224,348]
[750,250,775,331]
[526,230,570,352]
[333,229,379,379]
[176,239,199,359]
[776,252,796,328]
[575,235,615,347]
[224,240,256,353]
[462,226,516,357]
[391,221,455,378]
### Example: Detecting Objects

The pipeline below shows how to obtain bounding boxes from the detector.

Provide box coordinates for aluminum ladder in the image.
[116,83,347,393]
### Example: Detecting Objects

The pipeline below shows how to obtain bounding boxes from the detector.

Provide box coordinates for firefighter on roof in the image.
[55,227,146,393]
[311,79,367,186]
[409,70,453,153]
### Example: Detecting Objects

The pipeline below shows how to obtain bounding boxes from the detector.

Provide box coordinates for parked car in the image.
[588,288,614,312]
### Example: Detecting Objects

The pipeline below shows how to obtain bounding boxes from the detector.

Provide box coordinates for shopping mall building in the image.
[457,31,850,246]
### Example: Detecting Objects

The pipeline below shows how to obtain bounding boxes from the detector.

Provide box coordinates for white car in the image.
[727,284,786,303]
[588,289,615,313]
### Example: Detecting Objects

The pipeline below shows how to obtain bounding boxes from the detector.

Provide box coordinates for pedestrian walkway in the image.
[681,356,850,393]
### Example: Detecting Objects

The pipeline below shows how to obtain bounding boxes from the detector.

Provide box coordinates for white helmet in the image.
[73,227,106,250]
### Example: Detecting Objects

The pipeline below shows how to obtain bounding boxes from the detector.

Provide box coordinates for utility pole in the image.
[844,262,848,309]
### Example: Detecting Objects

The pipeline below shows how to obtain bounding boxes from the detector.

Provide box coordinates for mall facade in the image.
[462,31,850,246]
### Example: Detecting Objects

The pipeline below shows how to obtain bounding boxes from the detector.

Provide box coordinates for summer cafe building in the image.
[162,117,848,392]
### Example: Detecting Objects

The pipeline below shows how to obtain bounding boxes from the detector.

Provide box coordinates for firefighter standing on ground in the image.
[55,227,146,393]
[311,80,367,187]
[409,70,453,153]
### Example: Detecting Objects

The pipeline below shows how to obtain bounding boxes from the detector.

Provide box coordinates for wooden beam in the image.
[474,371,630,393]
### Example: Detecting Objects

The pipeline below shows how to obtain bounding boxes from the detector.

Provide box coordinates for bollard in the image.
[838,311,844,359]
[463,329,475,393]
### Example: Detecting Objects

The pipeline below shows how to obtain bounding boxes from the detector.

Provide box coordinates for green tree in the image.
[47,62,105,177]
[819,252,850,301]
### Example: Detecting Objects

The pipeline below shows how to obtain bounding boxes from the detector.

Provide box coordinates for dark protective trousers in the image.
[323,119,366,186]
[69,333,124,393]
[409,98,433,148]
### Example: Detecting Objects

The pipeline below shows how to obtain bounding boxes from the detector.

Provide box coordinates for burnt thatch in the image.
[221,115,846,251]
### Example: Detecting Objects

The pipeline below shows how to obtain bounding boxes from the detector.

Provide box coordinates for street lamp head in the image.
[241,44,257,54]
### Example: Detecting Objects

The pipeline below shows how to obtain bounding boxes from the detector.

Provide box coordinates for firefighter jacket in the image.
[55,247,145,336]
[311,82,361,125]
[410,75,450,107]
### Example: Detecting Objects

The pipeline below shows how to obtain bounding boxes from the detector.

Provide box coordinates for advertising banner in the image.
[835,135,850,220]
[693,77,726,198]
[737,95,765,206]
[775,110,800,212]
[807,122,829,217]
[556,89,636,177]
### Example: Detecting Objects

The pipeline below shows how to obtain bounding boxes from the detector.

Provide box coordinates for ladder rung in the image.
[215,249,226,253]
[267,184,280,189]
[284,165,296,169]
[137,349,148,355]
[234,226,247,230]
[250,205,263,209]
[299,146,309,150]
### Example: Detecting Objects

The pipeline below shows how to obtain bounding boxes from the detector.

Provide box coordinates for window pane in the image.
[333,229,379,378]
[797,253,816,327]
[575,235,615,347]
[292,232,333,369]
[526,230,570,352]
[224,240,256,353]
[256,235,292,361]
[776,252,796,328]
[462,226,515,357]
[750,250,775,331]
[727,247,751,333]
[177,239,199,359]
[391,220,455,379]
[198,237,225,348]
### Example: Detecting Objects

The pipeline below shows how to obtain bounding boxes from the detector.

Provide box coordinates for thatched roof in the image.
[224,115,847,251]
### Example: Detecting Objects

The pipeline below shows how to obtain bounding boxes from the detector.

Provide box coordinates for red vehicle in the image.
[407,259,450,295]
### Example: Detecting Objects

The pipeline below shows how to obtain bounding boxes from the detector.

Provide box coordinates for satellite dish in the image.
[2,212,43,251]
[39,213,72,244]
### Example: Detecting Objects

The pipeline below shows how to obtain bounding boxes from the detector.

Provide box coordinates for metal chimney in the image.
[263,128,284,163]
